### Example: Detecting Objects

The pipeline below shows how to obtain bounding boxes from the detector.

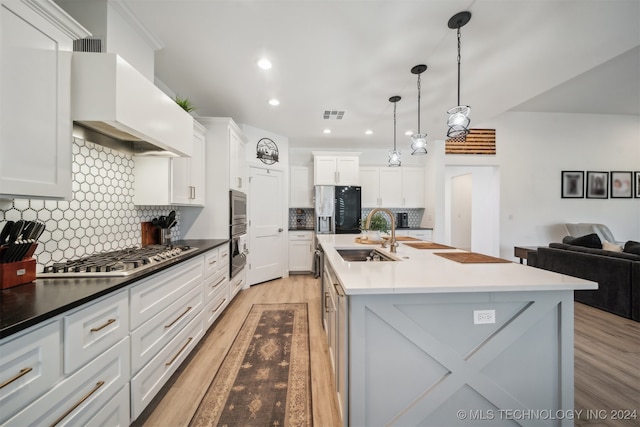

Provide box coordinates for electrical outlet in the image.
[474,309,495,324]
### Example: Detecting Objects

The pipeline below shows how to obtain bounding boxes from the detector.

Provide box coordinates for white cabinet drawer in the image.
[5,337,130,427]
[218,245,230,269]
[130,256,204,330]
[83,384,130,427]
[409,230,432,241]
[130,285,203,374]
[204,248,219,278]
[64,290,129,374]
[131,315,203,420]
[0,320,61,423]
[203,280,230,329]
[289,231,313,241]
[230,271,245,299]
[204,270,228,303]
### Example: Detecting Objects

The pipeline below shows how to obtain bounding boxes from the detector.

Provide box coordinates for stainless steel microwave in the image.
[230,190,247,226]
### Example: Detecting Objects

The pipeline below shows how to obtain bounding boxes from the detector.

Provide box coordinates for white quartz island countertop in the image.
[317,234,597,295]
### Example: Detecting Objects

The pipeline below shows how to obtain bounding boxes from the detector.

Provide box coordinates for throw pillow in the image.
[569,233,602,249]
[624,240,640,255]
[602,240,623,252]
[562,236,576,244]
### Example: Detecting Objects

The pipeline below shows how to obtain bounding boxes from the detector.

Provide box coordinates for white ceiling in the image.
[121,0,640,150]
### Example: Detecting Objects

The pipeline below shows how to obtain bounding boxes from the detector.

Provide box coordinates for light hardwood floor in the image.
[132,274,341,427]
[133,275,639,427]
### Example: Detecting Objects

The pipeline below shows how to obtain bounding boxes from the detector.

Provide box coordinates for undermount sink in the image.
[336,248,397,262]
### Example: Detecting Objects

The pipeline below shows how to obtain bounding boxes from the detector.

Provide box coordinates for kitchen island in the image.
[317,235,597,427]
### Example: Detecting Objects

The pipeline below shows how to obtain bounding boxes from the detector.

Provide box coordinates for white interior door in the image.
[248,167,284,285]
[451,174,472,251]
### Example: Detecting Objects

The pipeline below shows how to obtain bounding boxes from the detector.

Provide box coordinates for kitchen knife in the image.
[0,220,14,245]
[20,221,35,240]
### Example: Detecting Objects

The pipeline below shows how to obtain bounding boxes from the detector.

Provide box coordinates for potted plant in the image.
[360,214,389,240]
[174,95,196,113]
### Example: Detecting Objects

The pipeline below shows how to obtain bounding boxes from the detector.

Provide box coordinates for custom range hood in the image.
[71,52,193,157]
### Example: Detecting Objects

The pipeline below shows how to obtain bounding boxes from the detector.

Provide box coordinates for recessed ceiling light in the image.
[268,99,280,106]
[258,58,272,70]
[323,129,331,134]
[365,130,374,135]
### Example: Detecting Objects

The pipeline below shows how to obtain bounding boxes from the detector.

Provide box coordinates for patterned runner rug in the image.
[189,303,312,427]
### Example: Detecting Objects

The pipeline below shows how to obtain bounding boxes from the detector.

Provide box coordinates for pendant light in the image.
[410,64,428,155]
[447,11,472,138]
[388,96,401,167]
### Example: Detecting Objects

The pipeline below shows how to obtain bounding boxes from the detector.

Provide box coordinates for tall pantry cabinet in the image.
[0,0,89,199]
[181,117,248,239]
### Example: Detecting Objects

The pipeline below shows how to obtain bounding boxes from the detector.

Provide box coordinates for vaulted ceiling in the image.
[121,0,640,149]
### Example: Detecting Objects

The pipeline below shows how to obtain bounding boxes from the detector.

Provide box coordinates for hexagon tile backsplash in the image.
[0,137,181,272]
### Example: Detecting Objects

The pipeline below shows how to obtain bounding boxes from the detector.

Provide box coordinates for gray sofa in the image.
[528,238,640,321]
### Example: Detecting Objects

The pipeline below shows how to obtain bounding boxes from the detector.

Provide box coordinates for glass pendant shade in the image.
[446,105,471,138]
[388,149,401,167]
[411,133,428,155]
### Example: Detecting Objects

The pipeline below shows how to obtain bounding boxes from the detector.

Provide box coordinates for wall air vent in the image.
[323,110,345,120]
[73,38,103,53]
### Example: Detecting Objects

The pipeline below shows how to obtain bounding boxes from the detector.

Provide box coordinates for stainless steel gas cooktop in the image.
[38,245,198,278]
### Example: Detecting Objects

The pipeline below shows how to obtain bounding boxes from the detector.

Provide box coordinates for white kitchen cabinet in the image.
[288,231,314,272]
[229,123,248,192]
[290,166,313,207]
[0,0,89,199]
[401,167,425,208]
[360,166,424,208]
[134,121,205,206]
[0,320,61,424]
[313,152,360,186]
[64,290,129,374]
[230,267,246,300]
[408,229,432,240]
[203,246,230,330]
[171,120,206,205]
[4,337,130,427]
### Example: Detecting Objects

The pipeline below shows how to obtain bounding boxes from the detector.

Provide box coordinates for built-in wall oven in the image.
[230,190,248,278]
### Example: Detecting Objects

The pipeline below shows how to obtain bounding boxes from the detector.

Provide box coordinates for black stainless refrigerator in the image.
[315,185,362,234]
[334,186,361,234]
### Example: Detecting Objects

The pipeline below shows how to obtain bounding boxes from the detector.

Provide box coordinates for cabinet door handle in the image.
[50,381,105,427]
[165,306,192,329]
[165,337,193,366]
[0,367,33,389]
[192,186,196,199]
[90,318,116,332]
[213,298,227,313]
[324,292,330,313]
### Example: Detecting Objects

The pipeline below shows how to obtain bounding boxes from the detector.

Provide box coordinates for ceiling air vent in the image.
[323,110,345,120]
[73,38,103,53]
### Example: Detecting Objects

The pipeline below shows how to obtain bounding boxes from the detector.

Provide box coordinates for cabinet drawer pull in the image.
[0,367,33,389]
[324,292,330,313]
[165,306,192,329]
[235,280,244,289]
[208,259,217,266]
[213,298,227,313]
[211,276,225,289]
[165,337,193,366]
[220,252,228,259]
[90,318,116,332]
[50,381,105,427]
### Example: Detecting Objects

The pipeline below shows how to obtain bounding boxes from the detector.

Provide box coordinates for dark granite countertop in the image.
[0,239,228,339]
[288,228,315,231]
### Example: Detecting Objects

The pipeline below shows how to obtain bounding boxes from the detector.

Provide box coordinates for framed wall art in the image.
[561,171,584,198]
[610,171,632,198]
[586,171,609,199]
[635,171,640,198]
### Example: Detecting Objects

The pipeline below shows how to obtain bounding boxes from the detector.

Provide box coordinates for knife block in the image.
[1,258,37,289]
[0,243,38,289]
